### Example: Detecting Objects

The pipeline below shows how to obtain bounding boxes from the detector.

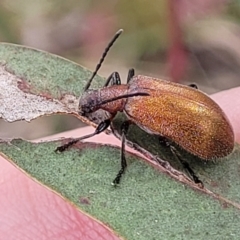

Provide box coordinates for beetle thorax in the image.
[99,85,128,114]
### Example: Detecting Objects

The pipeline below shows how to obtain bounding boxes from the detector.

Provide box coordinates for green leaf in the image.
[1,139,240,240]
[0,43,240,239]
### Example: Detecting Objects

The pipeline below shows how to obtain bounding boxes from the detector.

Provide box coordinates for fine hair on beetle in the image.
[55,29,234,187]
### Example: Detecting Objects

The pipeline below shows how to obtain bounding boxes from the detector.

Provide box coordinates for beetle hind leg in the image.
[158,136,203,187]
[170,146,204,188]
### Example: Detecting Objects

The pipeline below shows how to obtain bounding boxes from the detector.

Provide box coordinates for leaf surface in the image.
[1,139,240,240]
[0,43,240,240]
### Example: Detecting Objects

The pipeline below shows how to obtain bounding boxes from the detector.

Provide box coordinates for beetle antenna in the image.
[98,92,150,106]
[84,29,123,92]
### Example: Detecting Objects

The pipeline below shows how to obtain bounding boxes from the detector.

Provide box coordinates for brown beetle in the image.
[56,29,234,186]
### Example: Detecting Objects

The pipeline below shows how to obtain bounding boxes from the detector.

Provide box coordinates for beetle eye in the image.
[79,105,92,116]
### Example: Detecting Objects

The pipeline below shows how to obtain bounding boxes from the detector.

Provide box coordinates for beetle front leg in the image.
[104,72,121,87]
[127,68,135,83]
[104,68,135,88]
[55,119,111,152]
[112,120,131,185]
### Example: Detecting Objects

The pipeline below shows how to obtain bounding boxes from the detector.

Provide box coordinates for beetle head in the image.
[78,90,100,116]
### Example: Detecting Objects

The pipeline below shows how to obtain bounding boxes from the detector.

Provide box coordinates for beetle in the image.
[56,29,235,186]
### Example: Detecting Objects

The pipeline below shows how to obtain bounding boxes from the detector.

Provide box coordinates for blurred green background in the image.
[0,0,240,139]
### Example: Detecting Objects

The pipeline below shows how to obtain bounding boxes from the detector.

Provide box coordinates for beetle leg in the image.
[55,119,111,152]
[104,72,121,87]
[158,136,171,147]
[127,68,135,83]
[170,146,204,188]
[188,83,198,89]
[112,120,131,185]
[103,68,134,87]
[158,136,203,187]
